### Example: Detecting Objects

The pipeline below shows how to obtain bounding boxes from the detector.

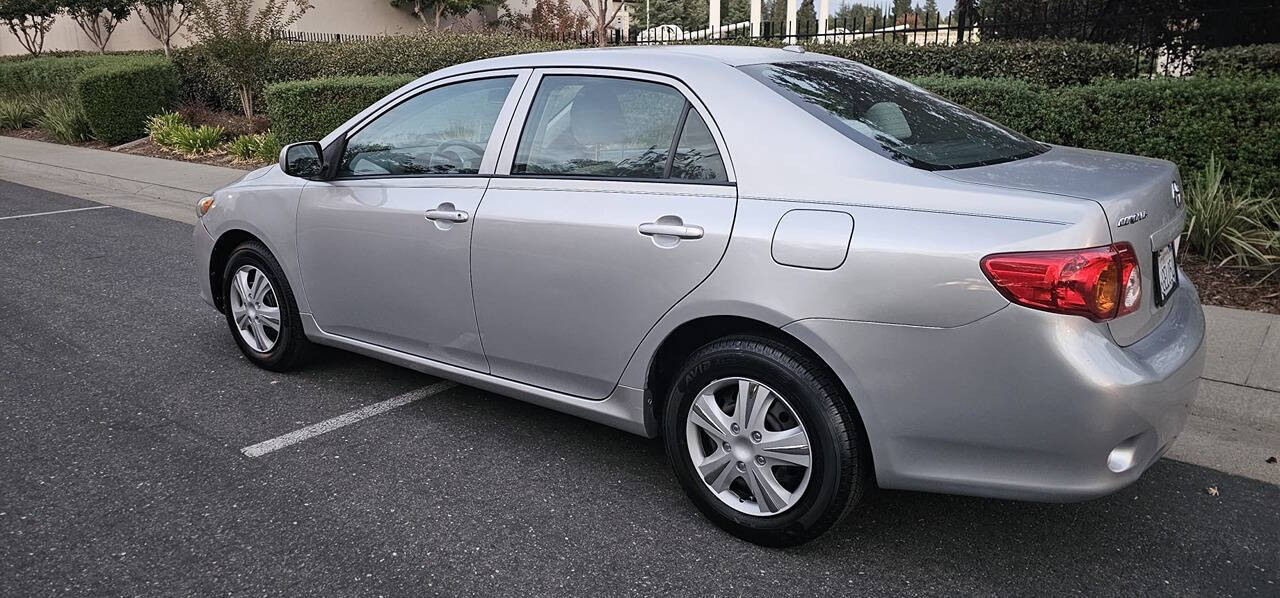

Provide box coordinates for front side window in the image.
[513,75,725,182]
[339,76,515,177]
[740,60,1047,170]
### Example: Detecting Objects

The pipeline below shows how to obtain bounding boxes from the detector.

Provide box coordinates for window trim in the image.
[494,68,735,186]
[326,69,531,181]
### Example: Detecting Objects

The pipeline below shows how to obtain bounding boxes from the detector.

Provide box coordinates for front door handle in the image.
[638,222,703,239]
[425,208,469,223]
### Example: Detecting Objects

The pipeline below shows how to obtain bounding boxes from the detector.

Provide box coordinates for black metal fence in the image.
[272,2,1280,76]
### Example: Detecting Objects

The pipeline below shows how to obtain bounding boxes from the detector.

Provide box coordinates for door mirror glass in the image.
[281,141,325,178]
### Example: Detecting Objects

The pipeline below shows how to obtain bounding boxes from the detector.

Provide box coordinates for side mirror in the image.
[280,141,325,179]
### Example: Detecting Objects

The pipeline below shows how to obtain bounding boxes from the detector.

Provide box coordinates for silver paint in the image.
[194,46,1205,503]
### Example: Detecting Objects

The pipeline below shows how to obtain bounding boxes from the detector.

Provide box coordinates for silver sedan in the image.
[193,45,1206,546]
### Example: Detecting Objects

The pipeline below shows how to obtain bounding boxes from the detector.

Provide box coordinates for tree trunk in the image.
[434,5,444,29]
[239,84,254,119]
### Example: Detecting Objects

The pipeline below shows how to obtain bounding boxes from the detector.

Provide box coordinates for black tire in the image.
[221,240,311,372]
[662,335,867,547]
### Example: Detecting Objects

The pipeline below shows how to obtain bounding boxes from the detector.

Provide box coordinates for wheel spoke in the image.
[253,275,272,304]
[257,305,281,331]
[758,427,811,468]
[696,449,737,493]
[689,392,733,443]
[234,269,253,304]
[744,383,774,433]
[249,319,270,352]
[745,463,790,514]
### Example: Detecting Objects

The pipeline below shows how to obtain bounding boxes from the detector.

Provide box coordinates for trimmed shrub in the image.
[815,40,1135,87]
[73,56,179,144]
[264,75,415,144]
[178,35,1131,112]
[36,99,91,143]
[0,54,130,97]
[913,75,1280,198]
[1196,44,1280,77]
[175,32,576,113]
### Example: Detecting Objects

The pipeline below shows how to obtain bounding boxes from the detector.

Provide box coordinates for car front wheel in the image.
[663,335,867,546]
[221,241,310,371]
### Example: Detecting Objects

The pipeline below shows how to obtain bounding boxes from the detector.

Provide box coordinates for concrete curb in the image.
[0,135,247,225]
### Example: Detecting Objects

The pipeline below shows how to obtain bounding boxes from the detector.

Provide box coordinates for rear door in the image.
[470,69,737,398]
[296,70,528,371]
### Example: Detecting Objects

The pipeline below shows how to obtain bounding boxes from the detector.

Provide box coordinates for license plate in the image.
[1154,241,1178,306]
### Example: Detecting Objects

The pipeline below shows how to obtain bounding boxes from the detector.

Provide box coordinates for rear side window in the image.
[740,60,1047,170]
[513,75,727,183]
[339,76,515,177]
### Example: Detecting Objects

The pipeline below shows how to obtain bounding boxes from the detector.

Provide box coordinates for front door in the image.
[297,72,526,371]
[471,71,737,398]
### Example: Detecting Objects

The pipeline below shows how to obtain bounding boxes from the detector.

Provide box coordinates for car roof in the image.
[430,44,827,77]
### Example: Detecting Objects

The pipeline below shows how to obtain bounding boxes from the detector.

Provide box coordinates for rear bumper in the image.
[783,271,1205,502]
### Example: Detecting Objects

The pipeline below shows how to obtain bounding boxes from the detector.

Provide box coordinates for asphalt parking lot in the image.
[1,179,1277,596]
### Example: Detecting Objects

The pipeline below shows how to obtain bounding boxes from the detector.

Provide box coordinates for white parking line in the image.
[241,380,457,458]
[0,205,111,221]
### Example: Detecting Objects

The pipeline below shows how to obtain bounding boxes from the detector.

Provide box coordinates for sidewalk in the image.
[2,134,1277,482]
[0,135,246,224]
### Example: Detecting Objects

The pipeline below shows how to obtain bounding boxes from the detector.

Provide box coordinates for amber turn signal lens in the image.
[197,197,215,217]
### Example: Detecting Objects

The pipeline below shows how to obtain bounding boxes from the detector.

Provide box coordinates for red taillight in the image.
[980,243,1141,322]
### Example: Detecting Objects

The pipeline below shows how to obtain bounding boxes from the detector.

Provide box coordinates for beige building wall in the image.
[0,1,469,56]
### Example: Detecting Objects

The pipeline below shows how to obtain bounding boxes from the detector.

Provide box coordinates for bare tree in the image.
[135,0,190,56]
[0,0,59,56]
[579,0,625,46]
[63,0,132,53]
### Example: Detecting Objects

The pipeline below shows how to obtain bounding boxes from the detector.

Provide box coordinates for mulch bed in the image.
[113,137,261,170]
[3,127,111,149]
[1181,253,1279,314]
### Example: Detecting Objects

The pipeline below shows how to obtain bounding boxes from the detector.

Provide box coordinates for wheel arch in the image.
[207,229,268,313]
[643,315,875,478]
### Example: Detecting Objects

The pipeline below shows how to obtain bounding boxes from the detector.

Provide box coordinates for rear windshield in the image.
[740,60,1047,170]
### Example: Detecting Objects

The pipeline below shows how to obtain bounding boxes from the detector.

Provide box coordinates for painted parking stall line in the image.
[0,205,111,221]
[241,380,456,458]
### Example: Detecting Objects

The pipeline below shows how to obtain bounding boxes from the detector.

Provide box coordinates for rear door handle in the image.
[425,208,469,223]
[638,222,703,239]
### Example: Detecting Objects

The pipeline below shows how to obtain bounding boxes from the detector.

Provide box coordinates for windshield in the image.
[740,60,1047,170]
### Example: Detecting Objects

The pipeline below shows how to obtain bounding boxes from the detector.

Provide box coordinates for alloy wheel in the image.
[228,265,281,353]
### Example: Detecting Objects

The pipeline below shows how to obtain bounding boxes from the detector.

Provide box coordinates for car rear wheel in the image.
[221,241,311,371]
[663,335,867,546]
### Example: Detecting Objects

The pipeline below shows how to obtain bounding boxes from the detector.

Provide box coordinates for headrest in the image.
[864,102,912,141]
[569,85,625,146]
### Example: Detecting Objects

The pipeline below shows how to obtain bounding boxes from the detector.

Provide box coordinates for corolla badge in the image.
[1172,180,1183,208]
[1117,210,1148,227]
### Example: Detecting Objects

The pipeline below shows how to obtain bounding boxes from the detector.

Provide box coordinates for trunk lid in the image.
[938,145,1185,345]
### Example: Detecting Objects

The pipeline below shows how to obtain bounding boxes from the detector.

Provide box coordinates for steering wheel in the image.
[427,140,486,172]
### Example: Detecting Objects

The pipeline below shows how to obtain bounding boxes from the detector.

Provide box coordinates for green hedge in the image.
[817,40,1135,87]
[178,34,1131,112]
[265,72,1279,198]
[264,75,415,144]
[74,57,179,144]
[176,32,576,112]
[0,54,130,97]
[915,76,1280,197]
[1196,44,1280,77]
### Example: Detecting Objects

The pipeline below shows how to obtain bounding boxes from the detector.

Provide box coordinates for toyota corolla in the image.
[193,45,1206,546]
